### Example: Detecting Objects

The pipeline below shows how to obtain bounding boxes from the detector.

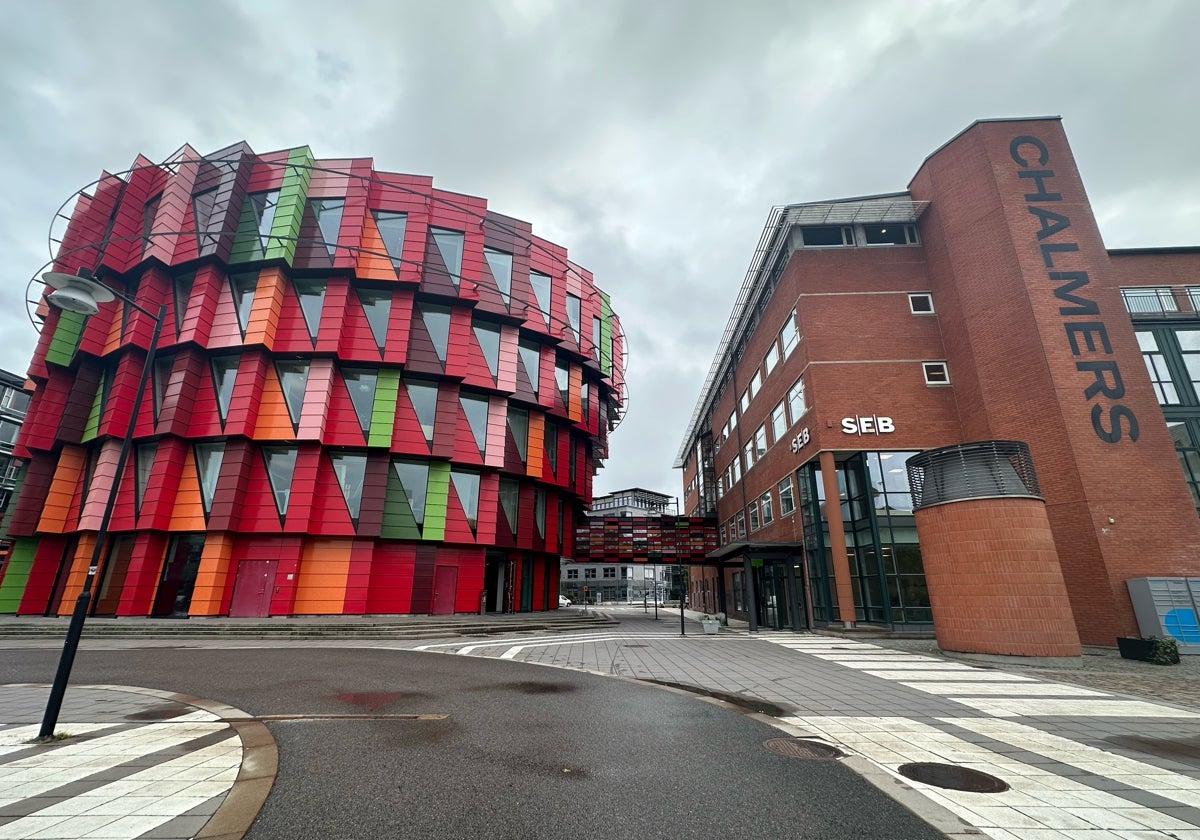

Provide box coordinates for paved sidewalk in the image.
[0,686,272,840]
[413,607,1200,840]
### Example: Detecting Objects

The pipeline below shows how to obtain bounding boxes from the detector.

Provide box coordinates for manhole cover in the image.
[898,762,1009,792]
[763,738,843,759]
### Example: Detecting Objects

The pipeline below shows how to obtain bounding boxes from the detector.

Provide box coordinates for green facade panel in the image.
[45,311,87,367]
[264,147,314,264]
[0,538,38,614]
[369,369,401,448]
[228,196,264,264]
[599,292,613,376]
[81,374,105,442]
[381,467,421,539]
[422,461,450,541]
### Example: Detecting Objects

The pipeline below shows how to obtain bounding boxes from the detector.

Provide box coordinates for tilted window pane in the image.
[432,228,465,285]
[330,452,367,519]
[294,280,327,340]
[373,211,408,269]
[787,377,806,423]
[451,469,481,528]
[473,321,501,378]
[507,407,529,461]
[276,361,310,426]
[460,393,490,454]
[194,442,225,513]
[545,421,558,473]
[211,356,239,422]
[518,341,540,393]
[394,459,429,525]
[263,446,299,516]
[530,271,551,324]
[135,442,157,511]
[499,477,519,535]
[311,199,344,259]
[342,368,379,434]
[153,354,176,422]
[420,303,452,364]
[484,248,513,303]
[555,362,569,405]
[534,487,546,538]
[173,271,195,334]
[251,190,280,249]
[358,289,392,350]
[566,294,581,339]
[229,273,258,333]
[406,379,439,442]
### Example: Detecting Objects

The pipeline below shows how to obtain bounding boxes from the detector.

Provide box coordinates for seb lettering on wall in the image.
[1009,134,1138,444]
[842,415,895,435]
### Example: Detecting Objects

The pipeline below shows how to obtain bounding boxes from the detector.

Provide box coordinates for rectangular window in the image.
[801,226,853,247]
[777,476,795,516]
[748,501,760,532]
[763,342,780,376]
[0,418,19,445]
[743,440,755,469]
[585,568,597,579]
[567,568,579,579]
[729,410,737,431]
[922,361,950,385]
[786,377,806,424]
[863,223,919,245]
[736,511,746,538]
[748,370,762,399]
[754,425,767,458]
[770,401,787,443]
[1138,331,1179,405]
[908,293,935,314]
[1,386,31,414]
[779,312,799,356]
[720,524,727,542]
[1122,287,1178,315]
[760,491,773,525]
[602,567,616,578]
[740,389,750,413]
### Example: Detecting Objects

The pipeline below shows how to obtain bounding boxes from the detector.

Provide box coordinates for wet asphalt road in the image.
[3,647,946,839]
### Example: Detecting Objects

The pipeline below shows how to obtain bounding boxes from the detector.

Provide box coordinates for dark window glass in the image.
[518,341,540,393]
[173,272,195,335]
[909,293,934,314]
[801,226,848,246]
[863,224,908,245]
[555,362,569,407]
[250,190,280,249]
[484,248,513,303]
[195,442,225,514]
[592,316,602,361]
[507,407,529,462]
[192,189,217,249]
[534,487,546,538]
[545,421,558,474]
[373,211,408,269]
[499,477,519,535]
[330,452,367,520]
[153,354,176,423]
[230,273,258,334]
[135,442,157,512]
[142,193,162,255]
[566,294,581,339]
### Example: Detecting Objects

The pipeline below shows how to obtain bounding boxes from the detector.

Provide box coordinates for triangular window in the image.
[530,271,551,325]
[342,368,378,435]
[358,289,392,351]
[311,199,344,259]
[592,316,603,362]
[153,354,175,425]
[393,459,429,526]
[330,452,367,521]
[263,446,298,518]
[451,469,481,533]
[195,442,225,515]
[372,211,407,270]
[545,421,558,475]
[420,303,451,365]
[460,393,489,455]
[498,477,519,536]
[473,321,500,379]
[534,487,546,539]
[142,193,162,256]
[405,379,438,444]
[250,190,280,251]
[192,188,217,250]
[172,271,195,336]
[518,341,540,393]
[294,280,326,342]
[230,272,258,335]
[135,441,157,513]
[484,248,513,304]
[211,355,239,423]
[554,361,569,408]
[507,407,528,462]
[432,228,464,287]
[276,360,310,428]
[566,294,581,341]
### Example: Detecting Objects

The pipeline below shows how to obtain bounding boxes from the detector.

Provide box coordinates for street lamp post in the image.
[37,268,165,740]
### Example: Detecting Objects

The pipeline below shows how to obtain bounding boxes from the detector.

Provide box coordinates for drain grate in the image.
[898,762,1009,792]
[764,738,843,759]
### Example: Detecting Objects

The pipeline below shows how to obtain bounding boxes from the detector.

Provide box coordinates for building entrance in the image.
[152,534,204,617]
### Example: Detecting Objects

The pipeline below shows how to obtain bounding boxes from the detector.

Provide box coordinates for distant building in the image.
[563,487,717,605]
[0,143,625,618]
[677,117,1200,655]
[0,369,33,569]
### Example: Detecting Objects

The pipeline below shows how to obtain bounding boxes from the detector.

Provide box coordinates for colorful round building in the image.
[0,142,625,618]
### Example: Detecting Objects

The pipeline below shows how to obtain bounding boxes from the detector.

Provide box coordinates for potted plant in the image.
[1117,635,1180,665]
[700,614,720,635]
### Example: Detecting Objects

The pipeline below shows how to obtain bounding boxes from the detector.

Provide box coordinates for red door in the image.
[230,560,277,617]
[432,566,457,615]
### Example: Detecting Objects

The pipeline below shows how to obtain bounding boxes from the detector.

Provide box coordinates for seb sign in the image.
[790,415,897,453]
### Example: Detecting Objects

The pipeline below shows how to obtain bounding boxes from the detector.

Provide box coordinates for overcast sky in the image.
[2,0,1196,501]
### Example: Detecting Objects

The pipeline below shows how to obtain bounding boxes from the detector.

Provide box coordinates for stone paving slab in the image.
[0,685,273,840]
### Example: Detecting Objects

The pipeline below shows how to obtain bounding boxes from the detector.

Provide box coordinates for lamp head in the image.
[42,269,116,316]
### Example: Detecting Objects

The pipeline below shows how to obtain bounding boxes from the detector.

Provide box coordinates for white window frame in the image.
[760,490,773,525]
[779,312,799,357]
[777,476,795,516]
[923,361,951,385]
[770,401,787,443]
[754,425,767,459]
[763,342,780,376]
[748,370,762,399]
[908,292,935,315]
[786,377,806,424]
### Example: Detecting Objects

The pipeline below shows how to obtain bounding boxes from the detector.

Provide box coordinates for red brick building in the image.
[677,117,1200,654]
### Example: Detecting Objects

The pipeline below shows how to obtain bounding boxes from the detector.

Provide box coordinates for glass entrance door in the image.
[755,561,791,630]
[152,534,205,617]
